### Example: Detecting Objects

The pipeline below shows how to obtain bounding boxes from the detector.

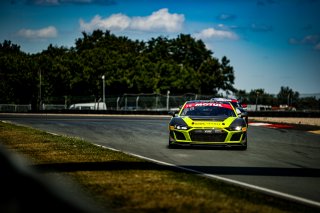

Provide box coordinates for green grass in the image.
[0,121,318,213]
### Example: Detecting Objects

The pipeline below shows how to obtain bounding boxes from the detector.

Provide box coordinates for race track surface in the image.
[1,114,320,207]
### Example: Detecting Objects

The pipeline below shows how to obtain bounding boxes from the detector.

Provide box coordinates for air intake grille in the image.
[189,129,227,142]
[174,131,186,140]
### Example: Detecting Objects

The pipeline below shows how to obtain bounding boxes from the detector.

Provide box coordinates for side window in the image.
[236,108,241,116]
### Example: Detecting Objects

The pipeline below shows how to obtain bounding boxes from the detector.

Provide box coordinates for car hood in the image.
[181,116,237,128]
[187,115,227,121]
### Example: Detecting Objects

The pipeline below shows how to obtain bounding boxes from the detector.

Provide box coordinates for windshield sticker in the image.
[184,102,232,109]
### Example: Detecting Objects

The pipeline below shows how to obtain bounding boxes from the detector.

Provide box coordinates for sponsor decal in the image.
[195,103,222,107]
[192,122,222,126]
[184,102,232,109]
[194,129,223,134]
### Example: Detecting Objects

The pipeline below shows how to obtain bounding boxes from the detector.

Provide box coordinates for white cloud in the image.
[302,35,319,44]
[27,0,115,5]
[250,23,273,32]
[27,0,60,5]
[289,34,320,51]
[289,34,319,45]
[79,8,184,33]
[17,26,58,39]
[314,43,320,50]
[130,8,184,32]
[217,13,236,21]
[288,38,299,44]
[80,14,130,32]
[193,28,238,40]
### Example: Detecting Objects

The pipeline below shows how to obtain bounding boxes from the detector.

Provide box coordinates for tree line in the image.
[0,30,236,109]
[0,30,318,110]
[235,87,319,111]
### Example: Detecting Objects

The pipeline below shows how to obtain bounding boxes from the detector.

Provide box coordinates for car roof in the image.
[185,100,225,103]
[211,97,239,103]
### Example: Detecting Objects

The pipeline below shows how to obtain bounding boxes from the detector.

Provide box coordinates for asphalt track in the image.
[1,114,320,208]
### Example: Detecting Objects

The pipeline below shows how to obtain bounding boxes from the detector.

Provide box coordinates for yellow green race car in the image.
[168,100,247,150]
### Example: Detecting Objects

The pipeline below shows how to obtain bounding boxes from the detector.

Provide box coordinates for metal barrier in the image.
[0,104,31,112]
[105,94,212,111]
[1,93,319,113]
[42,104,67,110]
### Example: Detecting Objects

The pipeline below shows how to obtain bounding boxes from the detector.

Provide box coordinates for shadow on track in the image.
[32,160,320,178]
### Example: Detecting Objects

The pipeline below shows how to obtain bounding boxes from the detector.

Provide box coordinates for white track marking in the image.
[248,122,272,126]
[94,143,320,209]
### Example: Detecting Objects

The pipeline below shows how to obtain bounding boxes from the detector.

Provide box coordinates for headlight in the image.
[174,125,189,130]
[169,117,189,131]
[228,118,247,131]
[227,126,241,131]
[227,126,247,131]
[169,125,189,130]
[233,126,242,131]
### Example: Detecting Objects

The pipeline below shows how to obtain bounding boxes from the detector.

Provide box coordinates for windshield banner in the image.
[183,102,233,110]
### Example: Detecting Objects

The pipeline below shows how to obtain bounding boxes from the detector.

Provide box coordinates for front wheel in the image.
[238,140,247,150]
[238,144,247,150]
[168,139,176,149]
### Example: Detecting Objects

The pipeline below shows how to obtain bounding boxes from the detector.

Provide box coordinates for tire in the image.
[238,139,247,150]
[238,144,247,150]
[168,139,176,149]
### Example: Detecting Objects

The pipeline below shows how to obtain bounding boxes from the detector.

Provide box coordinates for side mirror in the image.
[236,108,242,116]
[237,108,248,118]
[168,111,176,117]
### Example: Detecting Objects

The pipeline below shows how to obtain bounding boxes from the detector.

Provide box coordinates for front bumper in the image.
[169,127,247,146]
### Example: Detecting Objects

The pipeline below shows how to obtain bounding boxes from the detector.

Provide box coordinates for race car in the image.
[211,97,248,125]
[168,100,247,150]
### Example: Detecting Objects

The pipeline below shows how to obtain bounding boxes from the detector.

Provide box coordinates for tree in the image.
[277,86,299,106]
[218,56,236,94]
[0,40,37,106]
[170,34,212,69]
[1,31,238,105]
[234,89,249,104]
[297,97,319,110]
[0,40,21,54]
[248,89,263,105]
[196,57,219,94]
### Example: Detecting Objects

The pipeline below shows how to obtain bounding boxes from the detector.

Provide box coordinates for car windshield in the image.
[230,102,241,108]
[180,102,236,117]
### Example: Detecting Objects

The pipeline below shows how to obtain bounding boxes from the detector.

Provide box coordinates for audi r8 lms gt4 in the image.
[168,100,247,150]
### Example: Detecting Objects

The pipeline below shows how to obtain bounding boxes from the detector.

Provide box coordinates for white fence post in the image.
[136,96,139,110]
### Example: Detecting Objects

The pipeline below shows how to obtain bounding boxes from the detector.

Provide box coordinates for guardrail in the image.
[0,104,31,112]
[1,104,319,117]
[23,109,319,118]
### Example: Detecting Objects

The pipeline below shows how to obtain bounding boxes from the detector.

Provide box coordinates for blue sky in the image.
[1,0,319,95]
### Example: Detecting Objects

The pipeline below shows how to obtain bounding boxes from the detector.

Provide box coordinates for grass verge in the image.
[0,121,318,213]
